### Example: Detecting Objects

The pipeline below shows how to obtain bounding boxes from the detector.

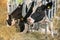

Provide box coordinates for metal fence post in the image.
[22,0,26,17]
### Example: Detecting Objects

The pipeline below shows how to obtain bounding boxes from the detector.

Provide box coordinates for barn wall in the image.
[7,0,23,15]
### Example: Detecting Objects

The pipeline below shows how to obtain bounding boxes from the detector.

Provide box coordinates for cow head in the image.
[6,15,16,27]
[6,4,23,27]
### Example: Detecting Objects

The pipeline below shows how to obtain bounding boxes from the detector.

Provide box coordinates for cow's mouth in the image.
[27,18,34,25]
[6,20,12,26]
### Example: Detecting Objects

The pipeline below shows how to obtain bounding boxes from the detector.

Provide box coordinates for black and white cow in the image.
[6,4,23,26]
[19,1,34,32]
[26,2,55,37]
[6,1,34,32]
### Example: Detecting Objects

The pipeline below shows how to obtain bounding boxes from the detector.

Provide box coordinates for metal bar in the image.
[51,3,54,18]
[22,1,26,17]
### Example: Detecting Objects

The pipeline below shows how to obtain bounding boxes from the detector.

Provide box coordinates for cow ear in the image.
[46,0,49,2]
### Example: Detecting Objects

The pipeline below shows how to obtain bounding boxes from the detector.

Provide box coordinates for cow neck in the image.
[23,1,34,20]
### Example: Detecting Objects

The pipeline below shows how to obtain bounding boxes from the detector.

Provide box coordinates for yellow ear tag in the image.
[48,6,50,9]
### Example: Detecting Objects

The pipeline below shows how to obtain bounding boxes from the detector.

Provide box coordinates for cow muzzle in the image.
[6,19,16,27]
[27,17,34,25]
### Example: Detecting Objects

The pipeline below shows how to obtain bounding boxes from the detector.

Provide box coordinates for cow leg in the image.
[44,17,54,37]
[22,23,29,33]
[18,20,25,32]
[31,24,35,32]
[15,19,21,32]
[49,21,54,38]
[29,25,33,32]
[36,23,40,31]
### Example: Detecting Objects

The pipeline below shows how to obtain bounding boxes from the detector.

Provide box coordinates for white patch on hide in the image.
[27,17,35,25]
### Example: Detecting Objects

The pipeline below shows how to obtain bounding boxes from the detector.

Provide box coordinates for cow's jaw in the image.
[27,17,35,25]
